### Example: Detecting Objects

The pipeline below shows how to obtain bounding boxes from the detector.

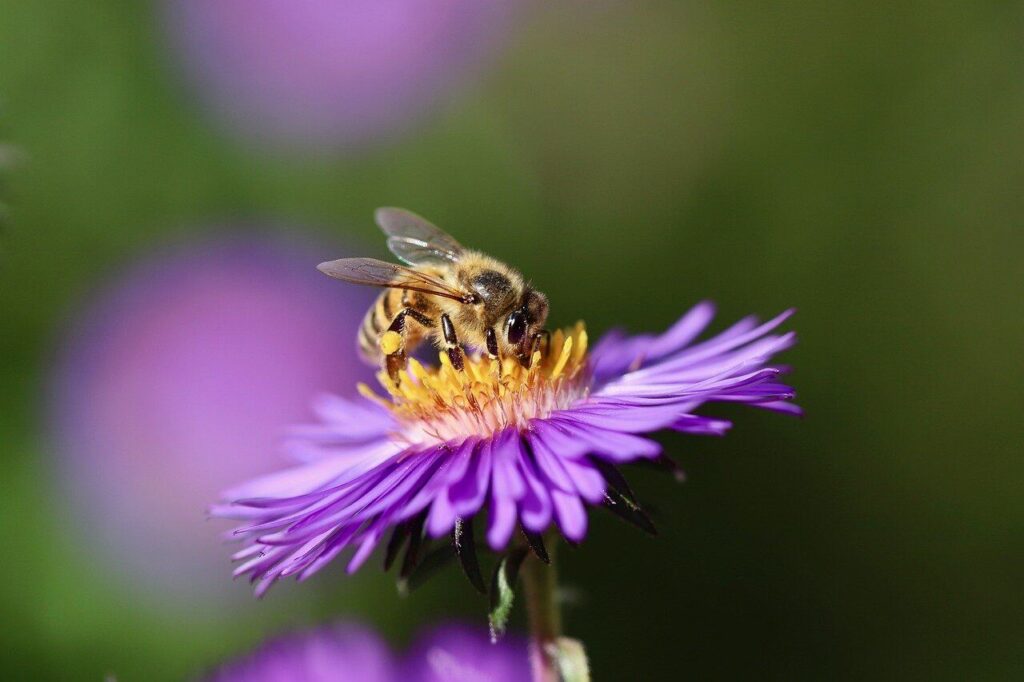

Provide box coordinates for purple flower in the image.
[403,624,529,682]
[216,303,797,595]
[206,622,528,682]
[50,232,373,607]
[164,0,520,151]
[207,623,394,682]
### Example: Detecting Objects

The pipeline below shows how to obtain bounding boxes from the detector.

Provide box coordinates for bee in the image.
[318,208,550,383]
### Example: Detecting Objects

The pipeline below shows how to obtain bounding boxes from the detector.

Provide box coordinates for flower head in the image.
[216,302,797,595]
[206,621,527,682]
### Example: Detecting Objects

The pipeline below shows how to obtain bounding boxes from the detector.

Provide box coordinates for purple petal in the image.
[396,441,475,523]
[542,416,663,461]
[552,402,685,433]
[525,425,609,501]
[271,453,440,547]
[559,458,606,503]
[551,490,587,541]
[756,400,804,416]
[448,439,492,516]
[525,429,577,492]
[588,332,652,381]
[347,521,386,574]
[589,302,716,380]
[438,437,479,489]
[221,439,402,502]
[487,491,517,550]
[237,455,416,540]
[347,453,445,522]
[601,332,796,390]
[670,414,733,435]
[426,487,457,538]
[655,309,795,371]
[299,523,365,581]
[286,523,362,578]
[490,429,526,501]
[643,300,716,358]
[310,392,395,434]
[516,455,553,532]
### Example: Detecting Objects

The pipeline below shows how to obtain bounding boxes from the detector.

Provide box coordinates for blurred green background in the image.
[2,1,1023,679]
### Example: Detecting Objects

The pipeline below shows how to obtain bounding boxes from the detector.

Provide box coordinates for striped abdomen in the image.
[358,290,393,364]
[357,289,435,365]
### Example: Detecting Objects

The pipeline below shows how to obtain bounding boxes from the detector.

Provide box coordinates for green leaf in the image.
[488,547,528,641]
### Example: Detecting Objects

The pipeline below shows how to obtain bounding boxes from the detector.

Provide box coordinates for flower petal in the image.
[551,490,587,542]
[552,402,686,433]
[643,300,716,357]
[426,485,457,538]
[517,453,553,532]
[540,416,663,461]
[559,458,606,504]
[490,428,526,502]
[220,439,402,503]
[487,491,518,550]
[396,441,474,522]
[670,414,733,435]
[589,301,716,380]
[448,439,493,516]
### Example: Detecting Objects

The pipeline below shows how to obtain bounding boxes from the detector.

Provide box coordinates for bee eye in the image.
[507,310,527,345]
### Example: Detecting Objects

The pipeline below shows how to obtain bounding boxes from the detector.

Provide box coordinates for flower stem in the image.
[521,542,564,682]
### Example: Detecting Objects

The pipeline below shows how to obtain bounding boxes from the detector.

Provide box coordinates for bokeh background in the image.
[1,1,1022,679]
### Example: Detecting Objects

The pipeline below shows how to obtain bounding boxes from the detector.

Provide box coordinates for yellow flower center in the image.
[358,323,590,444]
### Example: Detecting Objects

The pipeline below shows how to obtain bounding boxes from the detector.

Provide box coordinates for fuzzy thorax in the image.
[359,323,590,444]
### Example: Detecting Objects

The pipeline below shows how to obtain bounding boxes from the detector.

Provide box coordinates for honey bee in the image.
[318,208,549,383]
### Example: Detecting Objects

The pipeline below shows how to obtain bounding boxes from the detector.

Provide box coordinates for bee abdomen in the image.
[357,292,389,364]
[360,290,408,364]
[357,316,379,365]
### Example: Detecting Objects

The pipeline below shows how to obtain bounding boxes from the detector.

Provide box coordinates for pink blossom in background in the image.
[163,0,520,151]
[50,231,373,610]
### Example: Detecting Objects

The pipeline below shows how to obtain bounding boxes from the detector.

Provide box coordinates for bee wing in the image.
[375,207,464,266]
[317,257,472,303]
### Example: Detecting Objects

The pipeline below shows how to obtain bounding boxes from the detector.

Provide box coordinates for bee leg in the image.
[485,328,499,360]
[484,327,501,376]
[385,352,405,384]
[440,313,465,372]
[382,307,434,384]
[530,329,551,358]
[515,330,552,369]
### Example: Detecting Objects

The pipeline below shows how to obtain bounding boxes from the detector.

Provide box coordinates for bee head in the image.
[505,290,549,359]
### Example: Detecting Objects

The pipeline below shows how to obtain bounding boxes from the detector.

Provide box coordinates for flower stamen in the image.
[359,323,590,444]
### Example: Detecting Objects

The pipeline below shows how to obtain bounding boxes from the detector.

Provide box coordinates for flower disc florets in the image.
[364,324,590,445]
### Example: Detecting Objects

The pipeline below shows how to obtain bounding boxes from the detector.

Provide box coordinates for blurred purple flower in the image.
[206,621,528,682]
[404,624,529,682]
[216,303,798,595]
[50,231,373,608]
[164,0,519,151]
[206,622,394,682]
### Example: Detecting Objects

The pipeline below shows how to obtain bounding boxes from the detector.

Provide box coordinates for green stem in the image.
[521,542,563,682]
